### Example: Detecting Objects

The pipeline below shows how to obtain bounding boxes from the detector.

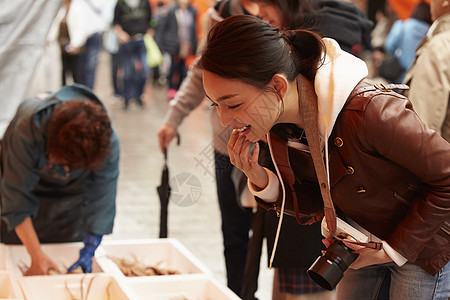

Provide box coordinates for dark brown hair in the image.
[411,2,432,25]
[46,99,112,170]
[250,0,315,29]
[199,15,324,89]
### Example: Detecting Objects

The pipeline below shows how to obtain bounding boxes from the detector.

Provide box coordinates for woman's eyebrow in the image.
[205,93,238,102]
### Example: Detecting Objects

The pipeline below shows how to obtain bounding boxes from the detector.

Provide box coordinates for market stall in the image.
[1,239,240,300]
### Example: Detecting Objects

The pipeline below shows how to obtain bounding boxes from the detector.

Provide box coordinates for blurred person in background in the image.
[307,0,373,55]
[157,0,259,296]
[113,0,153,110]
[26,1,66,98]
[154,0,198,101]
[59,0,82,86]
[369,4,398,79]
[382,2,432,83]
[66,0,116,89]
[0,84,120,276]
[402,0,450,142]
[151,1,170,87]
[102,0,123,100]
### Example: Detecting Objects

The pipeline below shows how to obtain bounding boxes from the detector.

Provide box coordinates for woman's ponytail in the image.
[200,15,325,88]
[282,29,325,81]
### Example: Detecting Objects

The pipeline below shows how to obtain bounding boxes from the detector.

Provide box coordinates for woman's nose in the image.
[217,107,233,127]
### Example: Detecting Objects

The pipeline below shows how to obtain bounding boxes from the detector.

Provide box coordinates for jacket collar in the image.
[428,13,450,38]
[314,38,368,140]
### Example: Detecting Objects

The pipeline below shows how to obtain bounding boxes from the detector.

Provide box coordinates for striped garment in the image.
[278,268,326,294]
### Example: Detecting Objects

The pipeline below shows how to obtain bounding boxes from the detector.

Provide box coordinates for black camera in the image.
[307,237,359,290]
[307,217,368,290]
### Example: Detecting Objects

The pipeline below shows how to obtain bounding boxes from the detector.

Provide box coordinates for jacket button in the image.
[357,186,366,193]
[334,137,344,147]
[347,166,355,175]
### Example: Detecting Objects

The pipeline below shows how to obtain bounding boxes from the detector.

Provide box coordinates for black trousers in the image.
[214,151,253,297]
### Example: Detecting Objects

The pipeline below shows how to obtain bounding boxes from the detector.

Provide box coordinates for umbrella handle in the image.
[163,133,181,162]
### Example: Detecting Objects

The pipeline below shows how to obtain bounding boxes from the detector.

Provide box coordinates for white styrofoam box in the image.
[6,242,103,277]
[95,238,211,279]
[0,244,6,270]
[125,274,241,300]
[0,271,23,299]
[19,273,134,300]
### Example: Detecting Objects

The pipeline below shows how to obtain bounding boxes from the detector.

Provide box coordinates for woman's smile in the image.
[203,70,280,142]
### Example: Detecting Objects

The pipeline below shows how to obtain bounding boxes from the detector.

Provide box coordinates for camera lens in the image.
[307,239,358,290]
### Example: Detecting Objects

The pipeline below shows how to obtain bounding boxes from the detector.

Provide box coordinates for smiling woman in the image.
[199,15,450,300]
[203,71,283,143]
[200,13,324,144]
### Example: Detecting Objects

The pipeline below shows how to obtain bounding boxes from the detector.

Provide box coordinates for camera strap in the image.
[269,78,408,243]
[295,79,410,236]
[332,234,383,251]
[297,75,337,234]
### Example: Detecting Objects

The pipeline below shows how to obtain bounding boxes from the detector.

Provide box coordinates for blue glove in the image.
[67,233,102,273]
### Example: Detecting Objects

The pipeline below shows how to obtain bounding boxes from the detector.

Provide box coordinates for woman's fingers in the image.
[227,130,239,150]
[227,133,265,186]
[228,130,249,167]
[228,136,266,189]
[322,237,333,248]
[251,142,260,165]
[240,139,253,168]
[227,130,240,165]
[343,240,365,251]
[353,248,373,254]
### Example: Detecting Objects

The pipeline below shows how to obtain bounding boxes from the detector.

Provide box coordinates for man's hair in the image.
[250,0,315,29]
[46,99,112,170]
[411,2,432,25]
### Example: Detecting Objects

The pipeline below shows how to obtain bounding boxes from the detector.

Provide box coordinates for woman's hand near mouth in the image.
[227,129,268,190]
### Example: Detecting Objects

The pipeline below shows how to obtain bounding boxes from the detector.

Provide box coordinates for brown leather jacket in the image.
[329,81,450,275]
[264,81,450,275]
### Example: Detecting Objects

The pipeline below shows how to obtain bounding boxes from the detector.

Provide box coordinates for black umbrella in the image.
[156,135,180,238]
[157,148,170,238]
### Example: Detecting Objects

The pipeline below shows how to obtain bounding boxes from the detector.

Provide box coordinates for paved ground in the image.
[93,51,273,299]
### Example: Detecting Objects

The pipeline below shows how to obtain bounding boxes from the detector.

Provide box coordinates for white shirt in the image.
[67,0,117,48]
